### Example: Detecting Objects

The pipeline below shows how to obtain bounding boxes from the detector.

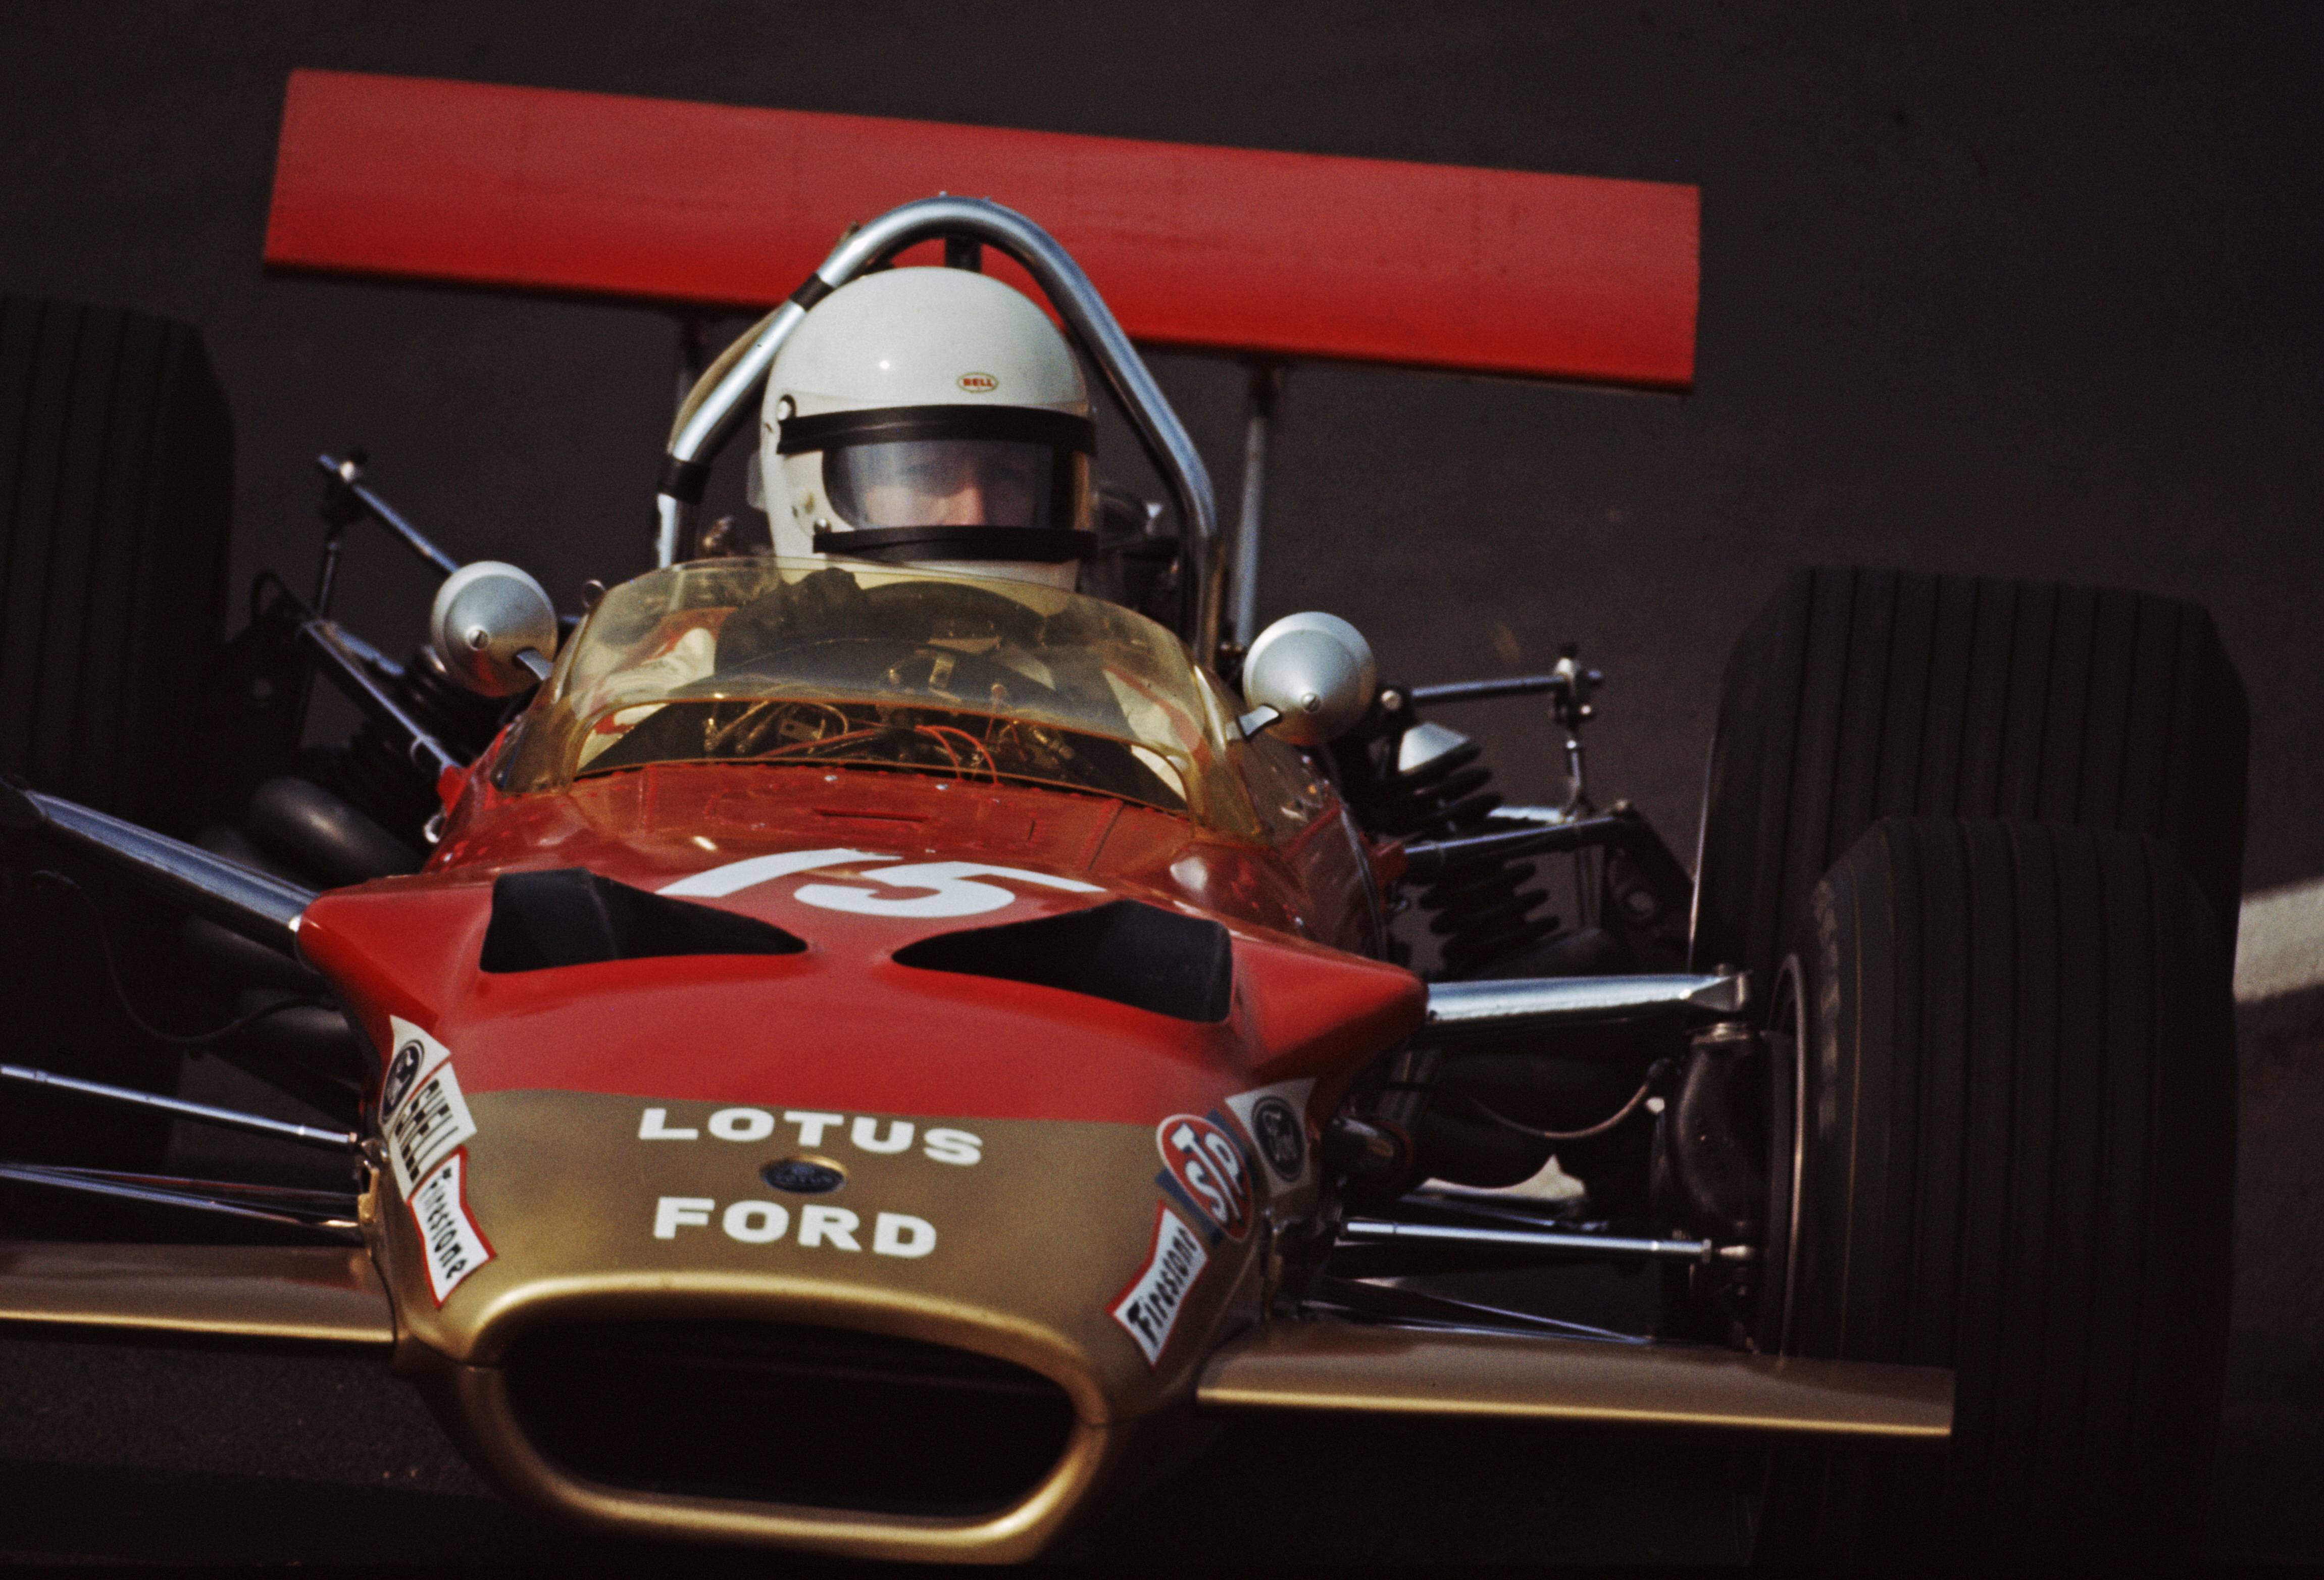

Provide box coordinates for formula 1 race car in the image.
[0,118,2245,1563]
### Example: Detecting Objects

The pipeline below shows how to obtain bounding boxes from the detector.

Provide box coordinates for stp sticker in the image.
[408,1150,493,1305]
[1110,1203,1208,1367]
[1154,1113,1252,1241]
[386,1054,478,1196]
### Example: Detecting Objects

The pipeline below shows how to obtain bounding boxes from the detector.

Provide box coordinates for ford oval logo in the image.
[1249,1095,1306,1183]
[762,1159,846,1194]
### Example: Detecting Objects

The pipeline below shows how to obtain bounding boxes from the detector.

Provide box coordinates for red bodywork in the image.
[297,756,1424,1131]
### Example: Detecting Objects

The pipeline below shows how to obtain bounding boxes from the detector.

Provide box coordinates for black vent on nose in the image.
[503,1320,1077,1516]
[480,868,805,973]
[893,898,1232,1022]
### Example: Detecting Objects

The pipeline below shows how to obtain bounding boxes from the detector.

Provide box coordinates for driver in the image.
[640,264,1166,780]
[751,264,1098,591]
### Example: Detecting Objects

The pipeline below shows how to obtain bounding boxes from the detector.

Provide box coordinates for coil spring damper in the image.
[1371,722,1560,977]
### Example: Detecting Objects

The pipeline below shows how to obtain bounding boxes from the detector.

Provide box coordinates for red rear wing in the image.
[265,69,1698,389]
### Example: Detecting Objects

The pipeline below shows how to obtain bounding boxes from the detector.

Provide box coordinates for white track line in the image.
[2237,877,2324,1004]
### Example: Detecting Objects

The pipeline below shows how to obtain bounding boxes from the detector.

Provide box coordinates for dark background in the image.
[1,0,2317,1563]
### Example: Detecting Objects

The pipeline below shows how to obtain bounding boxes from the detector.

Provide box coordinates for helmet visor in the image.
[825,438,1088,530]
[779,404,1097,539]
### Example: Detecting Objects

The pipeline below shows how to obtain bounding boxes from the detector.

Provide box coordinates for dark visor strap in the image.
[777,403,1095,456]
[813,526,1096,563]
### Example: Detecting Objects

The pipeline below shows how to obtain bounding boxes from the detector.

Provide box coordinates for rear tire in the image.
[1,296,234,827]
[0,297,235,1222]
[1693,566,2248,984]
[1755,818,2236,1560]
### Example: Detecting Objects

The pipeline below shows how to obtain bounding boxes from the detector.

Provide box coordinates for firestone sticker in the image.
[1110,1203,1209,1367]
[408,1149,493,1304]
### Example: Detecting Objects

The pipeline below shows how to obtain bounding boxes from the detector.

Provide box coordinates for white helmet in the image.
[756,267,1095,590]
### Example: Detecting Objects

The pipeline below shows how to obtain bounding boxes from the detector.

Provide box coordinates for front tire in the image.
[1756,818,2236,1559]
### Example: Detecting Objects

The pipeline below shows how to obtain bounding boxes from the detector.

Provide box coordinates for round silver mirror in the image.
[430,561,559,697]
[1240,611,1376,745]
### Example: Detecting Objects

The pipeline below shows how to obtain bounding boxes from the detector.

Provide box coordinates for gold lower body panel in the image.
[1197,1319,1953,1440]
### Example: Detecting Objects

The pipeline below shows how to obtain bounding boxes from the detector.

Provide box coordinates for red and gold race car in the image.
[0,75,2243,1564]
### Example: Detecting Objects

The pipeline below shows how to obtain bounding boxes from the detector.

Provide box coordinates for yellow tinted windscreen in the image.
[496,558,1253,830]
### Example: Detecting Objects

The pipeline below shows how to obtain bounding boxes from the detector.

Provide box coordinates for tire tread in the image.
[1766,818,2234,1558]
[1695,568,2248,985]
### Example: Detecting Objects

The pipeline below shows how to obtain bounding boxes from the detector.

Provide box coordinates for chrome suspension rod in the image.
[297,619,461,783]
[315,453,461,577]
[0,1161,362,1239]
[1340,1217,1719,1263]
[1420,972,1748,1040]
[0,1063,360,1153]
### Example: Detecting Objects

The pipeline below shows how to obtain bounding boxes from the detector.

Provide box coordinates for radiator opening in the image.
[503,1319,1077,1517]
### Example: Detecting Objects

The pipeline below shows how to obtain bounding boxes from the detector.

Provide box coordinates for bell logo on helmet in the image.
[956,371,999,393]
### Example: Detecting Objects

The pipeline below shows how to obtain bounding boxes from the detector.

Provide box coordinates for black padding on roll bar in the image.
[813,526,1096,564]
[480,868,805,974]
[777,404,1096,455]
[894,898,1233,1022]
[789,274,835,311]
[658,456,712,503]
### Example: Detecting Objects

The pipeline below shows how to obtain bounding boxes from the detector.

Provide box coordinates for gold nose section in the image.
[372,1089,1268,1558]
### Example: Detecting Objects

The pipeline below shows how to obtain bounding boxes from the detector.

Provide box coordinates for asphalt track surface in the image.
[2,1,2319,1565]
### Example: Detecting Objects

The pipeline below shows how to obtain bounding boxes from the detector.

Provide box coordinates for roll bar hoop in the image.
[654,197,1224,661]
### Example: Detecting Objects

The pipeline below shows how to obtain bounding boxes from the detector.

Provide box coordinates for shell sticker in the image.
[383,1030,476,1196]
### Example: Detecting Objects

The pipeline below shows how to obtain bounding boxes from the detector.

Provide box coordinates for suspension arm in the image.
[297,620,462,783]
[1419,972,1748,1040]
[0,784,316,948]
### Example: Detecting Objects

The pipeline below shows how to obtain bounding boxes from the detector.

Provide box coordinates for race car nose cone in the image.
[763,1158,846,1194]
